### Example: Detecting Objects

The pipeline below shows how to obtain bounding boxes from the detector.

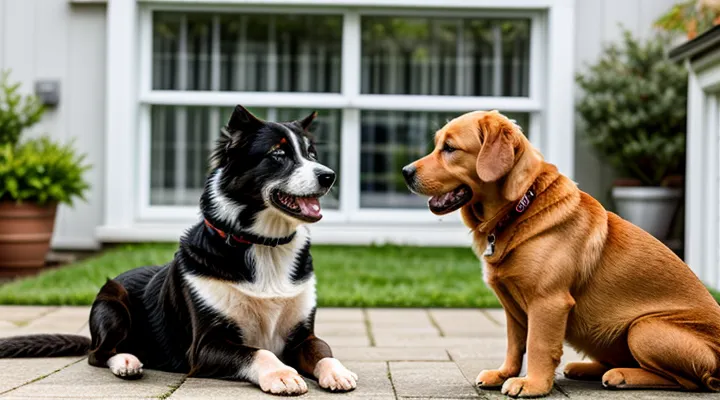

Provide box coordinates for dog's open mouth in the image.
[272,190,324,222]
[428,185,472,215]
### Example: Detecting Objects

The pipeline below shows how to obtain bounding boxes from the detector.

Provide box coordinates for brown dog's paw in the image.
[601,369,626,388]
[501,377,552,398]
[476,369,509,388]
[563,361,608,381]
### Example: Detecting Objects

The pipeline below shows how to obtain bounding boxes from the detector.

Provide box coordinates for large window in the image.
[361,17,530,97]
[138,5,542,222]
[153,13,342,92]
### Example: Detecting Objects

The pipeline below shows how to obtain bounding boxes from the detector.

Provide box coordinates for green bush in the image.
[576,30,688,186]
[0,138,90,206]
[0,71,90,206]
[0,71,44,147]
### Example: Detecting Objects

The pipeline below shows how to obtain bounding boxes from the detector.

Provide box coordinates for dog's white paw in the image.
[107,353,144,379]
[251,349,308,395]
[258,367,308,395]
[315,358,358,392]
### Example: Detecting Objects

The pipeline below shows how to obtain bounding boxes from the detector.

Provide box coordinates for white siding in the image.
[685,53,720,289]
[0,1,107,249]
[0,0,684,248]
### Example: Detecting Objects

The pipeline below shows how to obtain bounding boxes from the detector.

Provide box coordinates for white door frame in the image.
[685,51,720,290]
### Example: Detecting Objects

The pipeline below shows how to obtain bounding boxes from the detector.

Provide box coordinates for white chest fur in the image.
[184,230,316,356]
[186,273,316,356]
[241,229,309,298]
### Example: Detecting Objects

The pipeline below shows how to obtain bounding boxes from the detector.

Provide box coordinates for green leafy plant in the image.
[576,31,688,186]
[0,138,90,206]
[0,71,44,146]
[0,71,90,206]
[655,0,720,39]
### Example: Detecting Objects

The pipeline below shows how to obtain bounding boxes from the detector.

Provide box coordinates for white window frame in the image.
[98,0,574,245]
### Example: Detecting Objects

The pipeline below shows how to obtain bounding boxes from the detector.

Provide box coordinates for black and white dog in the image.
[0,106,357,395]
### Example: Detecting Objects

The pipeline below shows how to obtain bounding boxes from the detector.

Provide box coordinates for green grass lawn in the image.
[1,244,718,307]
[0,244,500,307]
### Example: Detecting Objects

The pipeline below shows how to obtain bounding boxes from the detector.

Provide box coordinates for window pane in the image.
[150,106,341,208]
[360,110,529,209]
[153,12,343,92]
[361,17,530,97]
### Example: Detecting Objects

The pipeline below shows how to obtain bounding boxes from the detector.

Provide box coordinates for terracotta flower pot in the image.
[0,201,57,276]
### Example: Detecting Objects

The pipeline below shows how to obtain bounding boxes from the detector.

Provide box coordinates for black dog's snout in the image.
[402,164,417,184]
[317,171,336,189]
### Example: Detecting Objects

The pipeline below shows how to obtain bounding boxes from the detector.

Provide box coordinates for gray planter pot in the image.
[611,187,682,240]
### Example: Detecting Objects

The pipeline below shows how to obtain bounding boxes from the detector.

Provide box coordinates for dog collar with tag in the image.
[484,188,536,257]
[204,219,296,247]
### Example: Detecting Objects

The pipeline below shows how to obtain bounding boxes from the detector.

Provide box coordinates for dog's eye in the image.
[308,145,318,160]
[443,142,456,153]
[271,148,286,158]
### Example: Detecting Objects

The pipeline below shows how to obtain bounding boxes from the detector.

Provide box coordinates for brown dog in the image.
[402,110,720,397]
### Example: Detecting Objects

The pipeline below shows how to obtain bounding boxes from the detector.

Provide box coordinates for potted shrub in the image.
[0,71,90,276]
[576,31,687,240]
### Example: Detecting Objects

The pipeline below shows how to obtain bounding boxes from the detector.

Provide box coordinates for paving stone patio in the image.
[0,306,718,399]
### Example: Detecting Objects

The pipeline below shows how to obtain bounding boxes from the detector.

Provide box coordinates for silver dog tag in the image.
[483,233,496,257]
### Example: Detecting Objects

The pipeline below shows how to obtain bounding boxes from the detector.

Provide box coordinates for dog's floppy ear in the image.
[502,141,543,201]
[227,105,263,133]
[298,111,318,131]
[475,113,515,183]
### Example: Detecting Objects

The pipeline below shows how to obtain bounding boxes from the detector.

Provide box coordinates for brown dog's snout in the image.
[402,164,417,186]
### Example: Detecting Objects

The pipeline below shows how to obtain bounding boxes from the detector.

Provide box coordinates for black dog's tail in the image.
[0,334,91,358]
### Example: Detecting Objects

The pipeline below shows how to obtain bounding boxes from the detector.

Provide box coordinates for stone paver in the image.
[372,327,441,337]
[323,335,372,347]
[169,362,394,399]
[429,310,505,337]
[306,361,395,399]
[0,357,83,394]
[165,378,258,400]
[315,309,365,324]
[3,361,184,398]
[481,310,506,326]
[315,322,367,337]
[1,307,89,337]
[1,306,719,399]
[374,336,504,349]
[390,361,479,398]
[333,347,449,361]
[367,309,436,329]
[0,306,58,325]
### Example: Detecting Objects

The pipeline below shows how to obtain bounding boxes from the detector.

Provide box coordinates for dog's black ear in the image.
[227,105,263,133]
[298,111,318,131]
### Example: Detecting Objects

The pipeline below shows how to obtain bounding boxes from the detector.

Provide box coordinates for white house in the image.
[0,0,679,249]
[670,25,720,290]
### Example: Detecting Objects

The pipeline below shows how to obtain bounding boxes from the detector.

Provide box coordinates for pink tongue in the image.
[296,197,322,219]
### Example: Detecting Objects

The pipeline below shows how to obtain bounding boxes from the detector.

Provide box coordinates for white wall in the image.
[0,0,682,249]
[0,1,107,249]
